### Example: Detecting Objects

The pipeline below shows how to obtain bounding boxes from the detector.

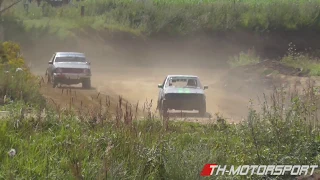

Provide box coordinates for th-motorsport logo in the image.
[200,164,318,176]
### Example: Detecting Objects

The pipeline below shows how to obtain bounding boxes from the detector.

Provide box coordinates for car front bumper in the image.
[53,73,91,84]
[54,73,90,79]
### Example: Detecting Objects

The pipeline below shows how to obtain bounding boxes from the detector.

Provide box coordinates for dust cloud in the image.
[21,33,270,123]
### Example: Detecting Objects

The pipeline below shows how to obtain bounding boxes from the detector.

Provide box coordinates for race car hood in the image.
[164,87,205,94]
[54,62,90,69]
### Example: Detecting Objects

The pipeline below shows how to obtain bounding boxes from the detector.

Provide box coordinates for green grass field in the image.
[1,82,320,179]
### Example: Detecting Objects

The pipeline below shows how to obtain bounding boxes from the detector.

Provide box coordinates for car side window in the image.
[50,54,56,63]
[162,77,167,87]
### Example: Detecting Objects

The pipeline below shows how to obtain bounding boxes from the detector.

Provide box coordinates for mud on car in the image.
[157,75,208,117]
[45,52,91,89]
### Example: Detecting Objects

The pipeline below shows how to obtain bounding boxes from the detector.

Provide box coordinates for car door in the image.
[158,77,167,106]
[47,53,56,75]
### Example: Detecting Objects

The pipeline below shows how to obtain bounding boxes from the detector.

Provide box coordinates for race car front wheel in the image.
[47,73,58,88]
[82,78,91,89]
[52,76,58,88]
[160,99,168,118]
[47,75,50,84]
[46,72,51,84]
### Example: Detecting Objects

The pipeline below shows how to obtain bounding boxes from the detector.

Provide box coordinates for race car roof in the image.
[55,52,85,57]
[167,75,198,78]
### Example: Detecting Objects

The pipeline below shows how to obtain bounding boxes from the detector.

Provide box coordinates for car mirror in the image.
[48,61,53,64]
[204,85,208,90]
[158,84,163,88]
[86,62,91,65]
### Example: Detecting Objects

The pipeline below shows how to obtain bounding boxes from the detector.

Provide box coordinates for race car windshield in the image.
[55,56,86,63]
[166,77,200,88]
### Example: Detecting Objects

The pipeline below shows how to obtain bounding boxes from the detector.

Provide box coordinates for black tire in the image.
[156,100,160,111]
[82,78,91,89]
[52,76,58,88]
[160,100,168,118]
[199,103,206,117]
[158,100,162,117]
[47,73,51,84]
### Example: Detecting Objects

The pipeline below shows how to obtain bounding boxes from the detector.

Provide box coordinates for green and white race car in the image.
[157,75,208,117]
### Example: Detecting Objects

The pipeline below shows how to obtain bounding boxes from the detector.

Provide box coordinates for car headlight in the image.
[56,68,62,73]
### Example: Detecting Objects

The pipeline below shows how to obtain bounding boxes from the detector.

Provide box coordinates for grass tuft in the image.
[228,48,260,68]
[281,42,320,76]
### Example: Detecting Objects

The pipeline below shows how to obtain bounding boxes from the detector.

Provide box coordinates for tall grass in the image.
[4,0,320,37]
[1,77,320,179]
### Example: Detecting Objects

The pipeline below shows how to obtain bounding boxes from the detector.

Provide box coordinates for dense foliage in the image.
[5,0,320,37]
[0,41,45,106]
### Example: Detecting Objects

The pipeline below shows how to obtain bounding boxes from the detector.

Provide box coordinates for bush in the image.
[1,41,25,69]
[281,43,320,76]
[0,41,45,106]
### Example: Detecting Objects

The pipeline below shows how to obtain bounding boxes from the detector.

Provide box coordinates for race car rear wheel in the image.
[198,103,206,117]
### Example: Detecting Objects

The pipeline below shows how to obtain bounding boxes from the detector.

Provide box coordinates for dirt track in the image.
[32,64,268,123]
[23,35,278,123]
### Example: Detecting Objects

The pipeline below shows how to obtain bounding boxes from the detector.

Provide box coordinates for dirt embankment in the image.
[19,30,320,123]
